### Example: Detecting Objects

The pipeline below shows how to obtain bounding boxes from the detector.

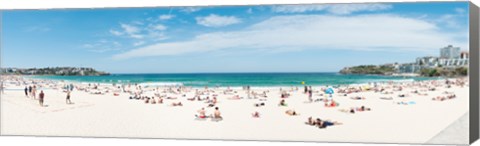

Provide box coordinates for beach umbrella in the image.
[325,87,334,95]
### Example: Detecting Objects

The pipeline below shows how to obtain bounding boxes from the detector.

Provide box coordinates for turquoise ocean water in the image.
[30,73,437,87]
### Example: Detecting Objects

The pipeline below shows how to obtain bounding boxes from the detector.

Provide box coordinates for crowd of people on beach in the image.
[1,75,468,129]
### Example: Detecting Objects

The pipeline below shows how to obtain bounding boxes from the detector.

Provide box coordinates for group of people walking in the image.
[24,85,73,107]
[24,85,45,106]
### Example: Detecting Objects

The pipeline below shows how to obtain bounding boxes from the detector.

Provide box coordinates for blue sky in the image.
[2,2,469,73]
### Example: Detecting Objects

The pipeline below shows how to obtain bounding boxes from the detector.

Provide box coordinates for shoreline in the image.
[0,75,470,144]
[13,74,454,88]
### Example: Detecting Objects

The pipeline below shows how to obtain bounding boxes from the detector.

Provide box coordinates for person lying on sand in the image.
[171,102,183,106]
[339,106,370,114]
[354,106,371,112]
[432,94,456,101]
[305,117,316,125]
[350,96,366,100]
[254,102,265,107]
[380,97,393,100]
[187,96,196,101]
[228,95,242,100]
[206,97,217,104]
[280,92,290,98]
[278,99,287,106]
[166,97,177,100]
[316,118,342,128]
[313,98,324,102]
[252,111,260,118]
[443,91,454,94]
[305,117,342,128]
[396,101,415,105]
[325,100,338,107]
[285,109,298,116]
[381,91,394,94]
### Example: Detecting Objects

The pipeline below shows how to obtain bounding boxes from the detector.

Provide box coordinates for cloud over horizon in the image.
[112,14,468,60]
[271,4,392,15]
[196,14,242,27]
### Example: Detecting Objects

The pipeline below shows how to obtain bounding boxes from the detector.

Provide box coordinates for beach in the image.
[0,75,469,144]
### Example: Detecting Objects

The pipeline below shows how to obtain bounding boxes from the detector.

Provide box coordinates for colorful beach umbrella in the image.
[325,88,334,94]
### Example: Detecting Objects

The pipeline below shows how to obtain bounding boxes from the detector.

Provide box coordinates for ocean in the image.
[29,73,437,87]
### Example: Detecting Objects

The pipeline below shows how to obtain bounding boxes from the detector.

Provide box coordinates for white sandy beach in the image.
[0,75,469,144]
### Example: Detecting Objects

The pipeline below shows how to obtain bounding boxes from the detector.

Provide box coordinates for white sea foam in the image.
[139,82,184,87]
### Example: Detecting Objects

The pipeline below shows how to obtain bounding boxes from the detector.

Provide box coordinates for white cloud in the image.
[180,7,201,13]
[120,23,140,34]
[152,24,167,31]
[133,41,146,47]
[196,14,241,27]
[24,26,51,32]
[116,23,145,39]
[83,40,122,53]
[159,14,175,20]
[436,14,459,28]
[272,4,392,15]
[272,5,327,13]
[148,32,168,41]
[109,29,123,36]
[430,8,467,29]
[455,8,466,14]
[113,14,467,60]
[108,20,169,47]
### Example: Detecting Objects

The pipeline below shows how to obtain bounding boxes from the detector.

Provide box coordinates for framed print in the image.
[1,1,479,145]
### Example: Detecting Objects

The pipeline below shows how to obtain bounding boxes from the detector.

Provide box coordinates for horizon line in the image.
[109,71,341,74]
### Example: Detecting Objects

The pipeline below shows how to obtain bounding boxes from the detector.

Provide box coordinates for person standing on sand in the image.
[39,90,45,107]
[28,86,32,97]
[66,91,72,104]
[0,82,4,94]
[24,86,28,97]
[32,85,37,99]
[308,89,313,102]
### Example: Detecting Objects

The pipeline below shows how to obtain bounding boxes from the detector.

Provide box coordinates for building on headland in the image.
[0,67,109,76]
[440,45,461,59]
[397,45,468,73]
[398,63,422,73]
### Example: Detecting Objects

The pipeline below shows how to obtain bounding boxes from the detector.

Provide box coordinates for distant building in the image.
[440,45,461,59]
[397,45,468,73]
[398,63,421,73]
[416,56,439,67]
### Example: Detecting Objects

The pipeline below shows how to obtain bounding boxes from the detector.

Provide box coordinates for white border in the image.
[0,0,476,146]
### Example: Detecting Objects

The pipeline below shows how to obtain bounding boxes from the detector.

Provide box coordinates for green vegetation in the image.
[420,67,468,77]
[0,67,110,76]
[339,65,396,75]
